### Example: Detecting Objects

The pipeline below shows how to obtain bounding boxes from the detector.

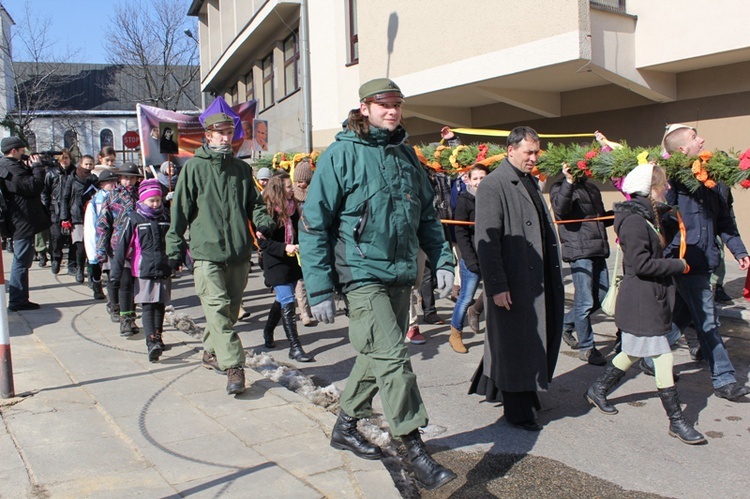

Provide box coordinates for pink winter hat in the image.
[138,178,163,202]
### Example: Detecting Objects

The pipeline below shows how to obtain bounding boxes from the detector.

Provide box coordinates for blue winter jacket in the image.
[665,180,747,273]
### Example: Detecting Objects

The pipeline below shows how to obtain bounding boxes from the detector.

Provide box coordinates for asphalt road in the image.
[169,262,750,498]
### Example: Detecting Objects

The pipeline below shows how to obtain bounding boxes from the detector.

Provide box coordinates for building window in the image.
[25,130,37,152]
[100,129,114,150]
[245,71,254,102]
[347,0,358,65]
[231,83,239,105]
[64,129,77,150]
[262,53,274,109]
[283,32,299,96]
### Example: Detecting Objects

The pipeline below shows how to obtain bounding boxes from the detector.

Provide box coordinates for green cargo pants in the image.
[340,284,428,437]
[193,260,249,370]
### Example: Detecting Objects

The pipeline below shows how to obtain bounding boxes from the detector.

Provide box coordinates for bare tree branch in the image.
[106,0,200,111]
[1,1,82,144]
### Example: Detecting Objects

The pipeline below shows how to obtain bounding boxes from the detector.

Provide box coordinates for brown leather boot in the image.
[449,326,467,353]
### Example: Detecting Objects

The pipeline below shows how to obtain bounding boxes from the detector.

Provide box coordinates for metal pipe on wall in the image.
[300,0,313,153]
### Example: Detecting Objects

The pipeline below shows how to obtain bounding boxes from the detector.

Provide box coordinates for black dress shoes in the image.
[8,302,40,311]
[510,419,543,431]
[714,382,750,401]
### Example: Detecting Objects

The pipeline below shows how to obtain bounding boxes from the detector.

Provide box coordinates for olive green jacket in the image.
[166,146,272,264]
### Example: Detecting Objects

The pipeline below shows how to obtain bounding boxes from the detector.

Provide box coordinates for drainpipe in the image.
[300,0,313,153]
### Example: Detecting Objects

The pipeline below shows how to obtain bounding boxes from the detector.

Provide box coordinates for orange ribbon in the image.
[554,215,614,225]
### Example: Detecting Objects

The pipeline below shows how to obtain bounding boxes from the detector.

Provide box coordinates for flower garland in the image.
[251,140,750,191]
[414,143,506,174]
[254,151,320,172]
[535,141,750,191]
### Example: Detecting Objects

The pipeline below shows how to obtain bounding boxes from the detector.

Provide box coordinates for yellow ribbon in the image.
[450,128,595,139]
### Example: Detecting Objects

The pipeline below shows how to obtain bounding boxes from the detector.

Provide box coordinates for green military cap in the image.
[359,78,404,103]
[203,113,235,130]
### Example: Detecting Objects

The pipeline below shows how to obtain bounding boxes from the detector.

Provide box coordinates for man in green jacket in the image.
[166,112,272,396]
[299,78,456,491]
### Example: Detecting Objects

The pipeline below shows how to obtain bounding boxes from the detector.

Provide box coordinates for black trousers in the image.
[109,271,135,314]
[419,259,437,315]
[141,302,165,338]
[501,391,541,424]
[49,222,74,268]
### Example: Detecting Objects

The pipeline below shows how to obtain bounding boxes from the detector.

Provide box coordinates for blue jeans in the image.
[674,273,736,389]
[564,257,609,351]
[274,282,297,306]
[9,236,35,306]
[450,259,481,331]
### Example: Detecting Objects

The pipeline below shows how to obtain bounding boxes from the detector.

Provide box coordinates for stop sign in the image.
[123,131,140,149]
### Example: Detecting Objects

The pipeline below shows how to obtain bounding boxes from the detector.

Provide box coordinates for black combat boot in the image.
[585,363,627,414]
[401,430,457,490]
[329,410,382,459]
[263,301,282,348]
[146,333,163,362]
[281,302,312,362]
[92,279,106,300]
[657,386,706,445]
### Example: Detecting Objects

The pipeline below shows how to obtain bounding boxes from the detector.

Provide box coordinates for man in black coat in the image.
[550,164,612,366]
[0,137,52,310]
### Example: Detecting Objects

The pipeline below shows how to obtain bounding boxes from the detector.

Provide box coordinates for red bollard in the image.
[0,248,15,398]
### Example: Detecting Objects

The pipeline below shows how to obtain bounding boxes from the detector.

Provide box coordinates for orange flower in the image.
[696,170,708,182]
[704,179,716,189]
[699,150,713,162]
[691,160,702,174]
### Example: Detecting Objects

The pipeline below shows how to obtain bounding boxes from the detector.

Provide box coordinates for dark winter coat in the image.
[258,210,303,287]
[613,197,687,336]
[473,159,564,392]
[0,156,51,239]
[110,208,171,283]
[42,165,75,223]
[453,189,479,274]
[61,173,97,224]
[665,180,748,273]
[550,178,611,262]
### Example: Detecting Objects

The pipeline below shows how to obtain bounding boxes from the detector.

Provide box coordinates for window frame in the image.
[283,32,300,96]
[100,128,114,150]
[347,0,359,66]
[262,52,274,109]
[245,70,254,102]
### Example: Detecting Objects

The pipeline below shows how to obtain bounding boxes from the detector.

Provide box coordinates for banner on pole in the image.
[136,100,258,168]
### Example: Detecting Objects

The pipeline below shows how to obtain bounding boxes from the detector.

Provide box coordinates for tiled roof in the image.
[12,62,200,112]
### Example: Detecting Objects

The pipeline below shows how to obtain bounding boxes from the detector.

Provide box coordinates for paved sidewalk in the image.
[0,253,399,498]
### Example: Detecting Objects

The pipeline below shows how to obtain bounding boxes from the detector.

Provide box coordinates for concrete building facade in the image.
[188,0,750,242]
[187,0,750,149]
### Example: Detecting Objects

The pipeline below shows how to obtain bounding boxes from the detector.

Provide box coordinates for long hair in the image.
[346,108,370,137]
[263,172,296,225]
[648,165,668,248]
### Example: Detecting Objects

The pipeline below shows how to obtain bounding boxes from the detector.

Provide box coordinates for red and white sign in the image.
[123,131,140,149]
